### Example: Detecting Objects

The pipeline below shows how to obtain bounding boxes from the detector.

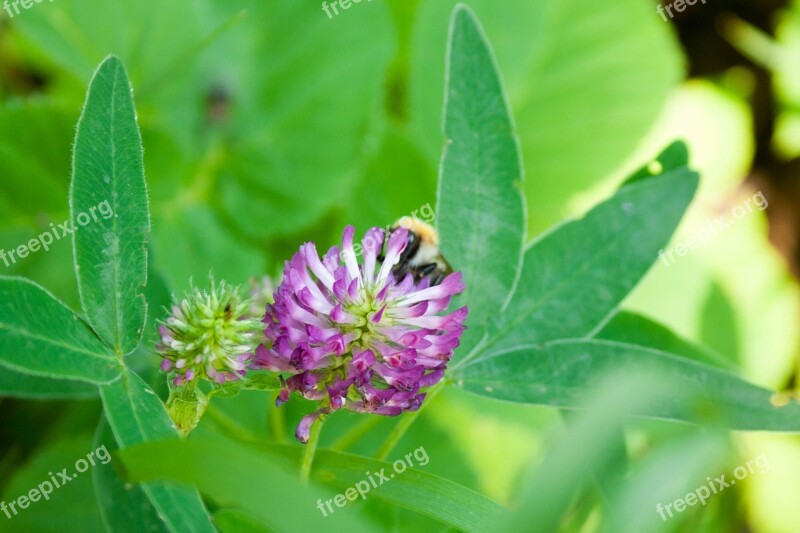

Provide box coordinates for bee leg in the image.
[415,263,442,285]
[430,271,446,286]
[393,262,410,281]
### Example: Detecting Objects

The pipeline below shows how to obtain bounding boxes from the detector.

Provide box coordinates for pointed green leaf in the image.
[100,369,214,532]
[460,339,800,431]
[438,5,525,325]
[0,277,119,384]
[71,55,150,355]
[456,164,698,366]
[622,140,689,186]
[596,311,736,371]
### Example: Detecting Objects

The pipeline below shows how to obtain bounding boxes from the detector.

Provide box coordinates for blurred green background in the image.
[2,0,800,531]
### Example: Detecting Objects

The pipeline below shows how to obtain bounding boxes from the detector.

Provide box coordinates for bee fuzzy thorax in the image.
[389,217,452,286]
[394,217,439,247]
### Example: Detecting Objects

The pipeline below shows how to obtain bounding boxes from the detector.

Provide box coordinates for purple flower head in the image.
[257,225,468,442]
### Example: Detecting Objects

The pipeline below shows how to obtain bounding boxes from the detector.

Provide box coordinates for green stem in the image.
[375,382,445,461]
[205,404,262,443]
[300,417,323,483]
[330,414,383,452]
[268,393,287,443]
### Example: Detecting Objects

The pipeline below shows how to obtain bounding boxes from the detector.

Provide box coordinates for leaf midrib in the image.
[107,61,124,355]
[0,321,115,362]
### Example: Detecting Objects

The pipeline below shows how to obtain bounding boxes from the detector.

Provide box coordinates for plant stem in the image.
[375,381,445,461]
[300,418,323,483]
[205,404,262,443]
[330,414,383,452]
[268,392,287,443]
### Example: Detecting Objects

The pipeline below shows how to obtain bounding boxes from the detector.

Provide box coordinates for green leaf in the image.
[100,369,214,532]
[459,339,800,431]
[213,510,271,533]
[0,100,73,218]
[150,206,262,295]
[596,311,736,371]
[437,5,525,324]
[699,281,741,366]
[409,0,683,234]
[71,55,150,355]
[216,1,395,238]
[92,417,169,533]
[117,437,378,532]
[622,140,689,186]
[505,370,671,533]
[457,164,698,366]
[0,436,106,533]
[279,446,511,533]
[603,433,730,533]
[0,362,98,399]
[0,277,119,384]
[117,436,508,533]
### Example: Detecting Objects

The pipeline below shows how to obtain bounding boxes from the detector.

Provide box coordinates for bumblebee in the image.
[383,217,453,286]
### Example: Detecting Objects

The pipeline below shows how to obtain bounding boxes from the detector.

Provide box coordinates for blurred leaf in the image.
[460,339,800,431]
[151,206,263,294]
[71,55,149,355]
[456,162,697,365]
[0,436,105,533]
[699,281,741,366]
[0,276,119,383]
[92,417,169,533]
[268,445,509,533]
[504,371,667,532]
[10,0,208,85]
[596,311,736,371]
[0,100,73,219]
[118,436,507,533]
[0,362,98,399]
[743,433,800,532]
[603,433,730,533]
[216,1,395,238]
[342,124,437,232]
[117,437,377,532]
[409,0,682,233]
[625,188,800,389]
[437,5,525,325]
[213,509,271,533]
[100,368,214,532]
